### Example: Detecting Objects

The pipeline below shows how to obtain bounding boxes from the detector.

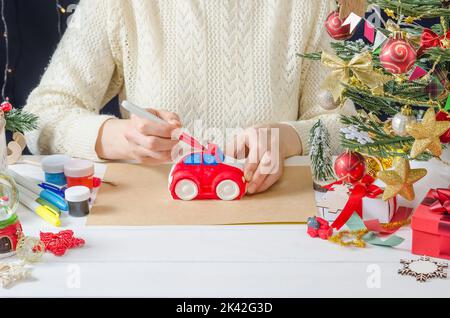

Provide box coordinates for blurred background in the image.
[0,0,119,119]
[0,1,434,146]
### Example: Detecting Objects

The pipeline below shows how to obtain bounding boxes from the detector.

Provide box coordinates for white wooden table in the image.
[1,155,450,298]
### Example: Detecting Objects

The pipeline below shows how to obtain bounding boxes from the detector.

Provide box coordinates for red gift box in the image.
[411,188,450,260]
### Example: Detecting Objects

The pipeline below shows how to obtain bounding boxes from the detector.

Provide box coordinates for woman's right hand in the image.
[96,109,182,164]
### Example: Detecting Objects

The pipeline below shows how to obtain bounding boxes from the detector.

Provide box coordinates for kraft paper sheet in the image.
[88,163,316,226]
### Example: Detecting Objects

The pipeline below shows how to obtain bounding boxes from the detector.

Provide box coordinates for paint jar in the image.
[64,159,95,190]
[65,186,91,217]
[41,155,71,186]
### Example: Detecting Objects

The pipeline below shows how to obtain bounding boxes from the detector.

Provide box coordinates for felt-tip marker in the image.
[7,169,69,212]
[17,184,61,227]
[122,100,206,151]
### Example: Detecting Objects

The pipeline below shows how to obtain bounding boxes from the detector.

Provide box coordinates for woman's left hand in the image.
[226,123,302,194]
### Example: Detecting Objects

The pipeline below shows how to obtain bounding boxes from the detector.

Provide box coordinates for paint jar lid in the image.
[65,186,90,202]
[64,159,94,178]
[41,155,71,174]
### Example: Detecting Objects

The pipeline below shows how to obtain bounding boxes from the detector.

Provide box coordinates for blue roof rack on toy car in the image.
[183,145,225,166]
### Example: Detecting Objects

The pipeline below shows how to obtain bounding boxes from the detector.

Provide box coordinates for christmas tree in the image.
[309,120,335,182]
[301,0,450,201]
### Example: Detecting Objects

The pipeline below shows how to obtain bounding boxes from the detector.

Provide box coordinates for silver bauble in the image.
[392,112,417,136]
[318,90,339,110]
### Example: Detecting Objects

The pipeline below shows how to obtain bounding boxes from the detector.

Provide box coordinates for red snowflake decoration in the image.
[40,230,85,256]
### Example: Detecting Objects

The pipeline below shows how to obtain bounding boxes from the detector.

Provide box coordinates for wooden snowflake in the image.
[398,256,448,283]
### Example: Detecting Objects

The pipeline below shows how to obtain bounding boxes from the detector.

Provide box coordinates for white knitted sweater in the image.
[24,0,355,161]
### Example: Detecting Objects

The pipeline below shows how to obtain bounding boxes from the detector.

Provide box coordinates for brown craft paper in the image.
[339,0,367,19]
[88,163,316,226]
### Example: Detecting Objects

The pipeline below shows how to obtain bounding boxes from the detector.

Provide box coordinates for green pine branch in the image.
[4,109,39,133]
[342,85,401,116]
[421,47,450,63]
[368,0,450,18]
[340,115,438,161]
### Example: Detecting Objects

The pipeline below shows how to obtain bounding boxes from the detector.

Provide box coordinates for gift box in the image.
[411,188,450,260]
[315,185,396,225]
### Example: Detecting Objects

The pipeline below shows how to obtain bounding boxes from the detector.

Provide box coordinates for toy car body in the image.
[169,144,246,201]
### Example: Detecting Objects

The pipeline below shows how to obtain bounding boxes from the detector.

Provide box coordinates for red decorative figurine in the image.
[325,11,354,40]
[307,216,333,240]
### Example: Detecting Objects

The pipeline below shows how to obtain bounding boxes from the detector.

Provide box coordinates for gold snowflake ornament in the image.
[398,256,448,283]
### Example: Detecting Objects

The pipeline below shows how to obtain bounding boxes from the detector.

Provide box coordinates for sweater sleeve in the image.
[285,1,357,156]
[23,0,121,161]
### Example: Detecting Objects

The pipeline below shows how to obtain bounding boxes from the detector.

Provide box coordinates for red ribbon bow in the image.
[323,175,384,230]
[428,188,450,215]
[418,28,450,56]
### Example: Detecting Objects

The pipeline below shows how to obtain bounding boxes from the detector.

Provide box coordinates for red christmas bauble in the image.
[437,111,450,143]
[0,100,12,113]
[379,36,417,74]
[325,11,354,41]
[334,151,366,183]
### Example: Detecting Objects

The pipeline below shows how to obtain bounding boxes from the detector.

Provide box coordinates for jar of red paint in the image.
[64,159,96,190]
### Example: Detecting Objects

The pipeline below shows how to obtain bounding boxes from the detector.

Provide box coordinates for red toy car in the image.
[169,144,247,201]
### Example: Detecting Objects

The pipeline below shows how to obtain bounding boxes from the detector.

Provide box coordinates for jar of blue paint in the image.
[41,155,71,186]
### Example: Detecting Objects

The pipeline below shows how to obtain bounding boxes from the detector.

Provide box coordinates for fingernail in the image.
[244,171,254,182]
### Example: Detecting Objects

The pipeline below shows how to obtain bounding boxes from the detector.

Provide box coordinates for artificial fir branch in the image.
[296,52,321,61]
[309,120,335,182]
[422,47,450,63]
[342,86,401,116]
[368,0,450,18]
[4,109,38,133]
[340,116,437,161]
[298,40,372,62]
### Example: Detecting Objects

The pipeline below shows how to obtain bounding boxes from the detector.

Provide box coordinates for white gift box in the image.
[314,184,396,224]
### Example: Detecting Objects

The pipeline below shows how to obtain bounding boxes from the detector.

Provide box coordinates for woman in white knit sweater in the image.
[23,0,355,194]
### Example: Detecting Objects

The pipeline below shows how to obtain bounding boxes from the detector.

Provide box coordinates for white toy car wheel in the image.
[216,180,240,201]
[175,179,198,201]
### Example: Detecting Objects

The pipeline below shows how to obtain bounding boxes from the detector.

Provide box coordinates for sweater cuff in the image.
[283,121,316,156]
[65,114,116,161]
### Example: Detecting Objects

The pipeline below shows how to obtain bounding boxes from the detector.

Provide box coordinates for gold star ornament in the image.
[377,157,427,201]
[406,108,450,158]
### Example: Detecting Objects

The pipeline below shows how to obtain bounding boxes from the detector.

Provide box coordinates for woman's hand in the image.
[226,123,302,194]
[96,109,181,164]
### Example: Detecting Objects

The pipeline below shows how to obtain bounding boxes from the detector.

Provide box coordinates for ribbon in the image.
[422,188,450,214]
[418,28,450,56]
[323,175,384,230]
[346,213,404,247]
[321,51,391,101]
